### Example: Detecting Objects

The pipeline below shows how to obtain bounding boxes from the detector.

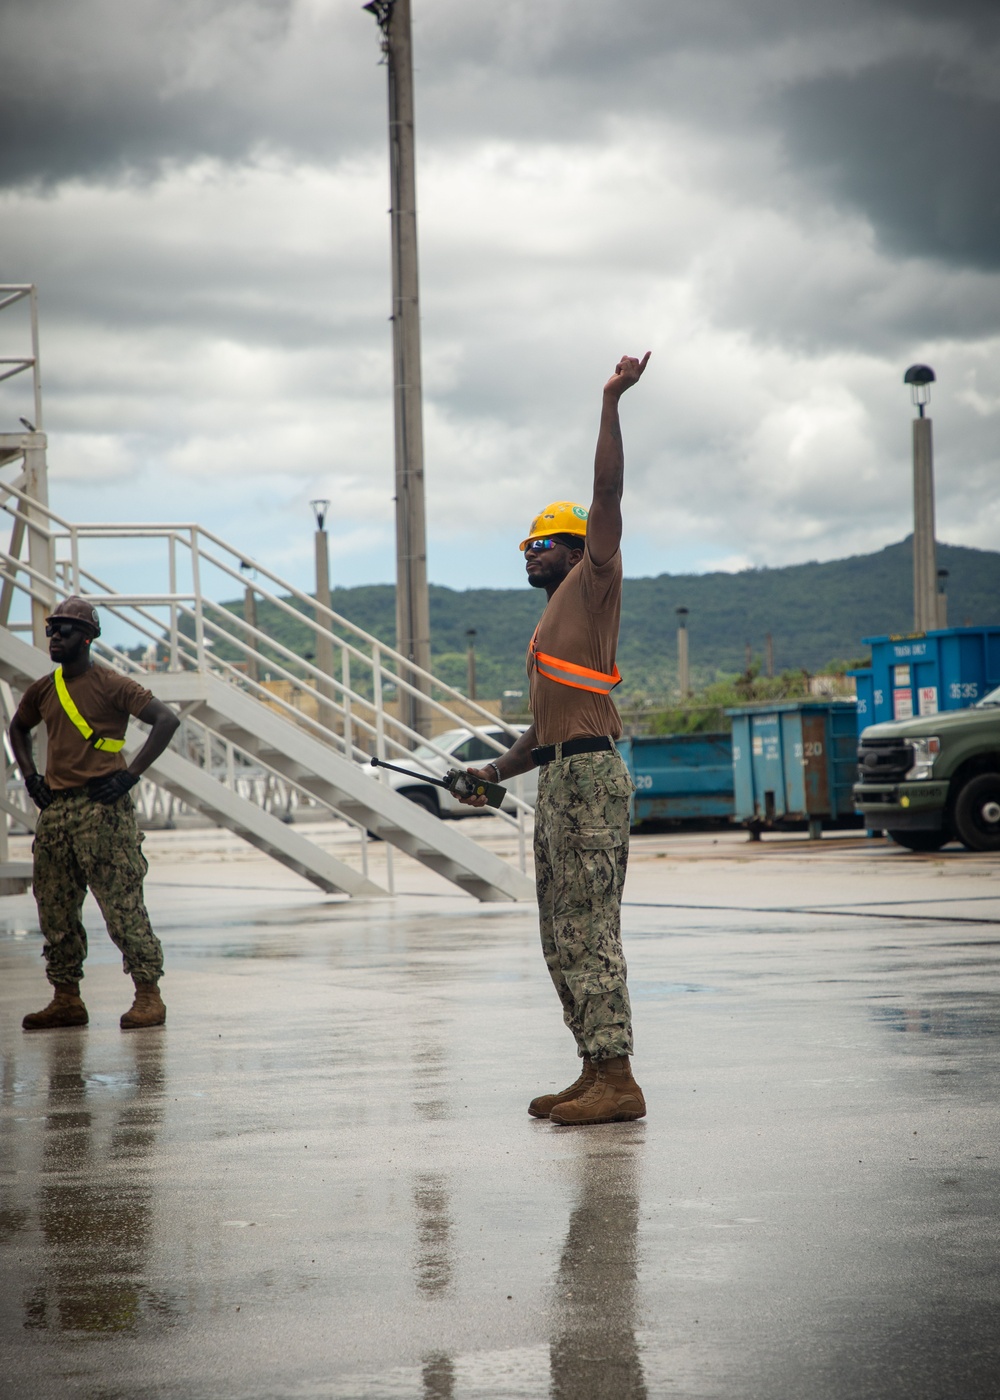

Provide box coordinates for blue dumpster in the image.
[618,733,734,827]
[849,668,874,734]
[863,626,1000,726]
[727,700,859,838]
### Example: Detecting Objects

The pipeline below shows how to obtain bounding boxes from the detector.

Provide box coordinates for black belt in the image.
[531,735,614,766]
[49,786,89,798]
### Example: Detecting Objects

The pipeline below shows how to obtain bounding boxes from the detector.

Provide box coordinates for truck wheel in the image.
[886,829,949,853]
[953,774,1000,852]
[402,787,440,818]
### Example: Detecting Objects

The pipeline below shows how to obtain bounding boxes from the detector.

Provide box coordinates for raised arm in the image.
[586,352,651,568]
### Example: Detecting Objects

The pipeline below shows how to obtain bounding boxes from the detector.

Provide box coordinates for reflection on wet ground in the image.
[421,1350,456,1400]
[871,999,1000,1037]
[549,1140,648,1400]
[14,1033,169,1337]
[413,1033,451,1125]
[413,1172,454,1297]
[1,838,999,1399]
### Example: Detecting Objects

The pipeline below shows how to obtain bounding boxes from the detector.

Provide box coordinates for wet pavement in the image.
[1,824,999,1399]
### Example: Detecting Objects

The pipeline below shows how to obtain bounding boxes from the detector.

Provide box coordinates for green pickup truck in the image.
[853,684,1000,852]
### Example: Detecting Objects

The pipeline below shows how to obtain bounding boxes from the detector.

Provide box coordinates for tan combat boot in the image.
[548,1055,646,1126]
[120,982,166,1030]
[528,1056,597,1118]
[22,982,89,1031]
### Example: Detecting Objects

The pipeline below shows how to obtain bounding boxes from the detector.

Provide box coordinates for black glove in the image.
[25,774,53,810]
[88,770,140,805]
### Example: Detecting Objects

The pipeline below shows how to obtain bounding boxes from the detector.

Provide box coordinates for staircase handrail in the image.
[0,507,536,828]
[187,601,536,823]
[59,572,529,813]
[0,483,521,745]
[0,547,535,824]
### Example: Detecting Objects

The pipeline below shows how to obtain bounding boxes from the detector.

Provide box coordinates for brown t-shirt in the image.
[15,664,154,789]
[527,546,624,745]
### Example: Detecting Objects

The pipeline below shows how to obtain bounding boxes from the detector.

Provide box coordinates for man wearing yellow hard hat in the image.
[460,352,650,1125]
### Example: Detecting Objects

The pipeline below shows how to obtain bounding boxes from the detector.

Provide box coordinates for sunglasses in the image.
[524,538,561,554]
[45,621,84,639]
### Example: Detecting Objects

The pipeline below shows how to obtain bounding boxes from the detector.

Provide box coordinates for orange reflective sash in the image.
[529,629,622,695]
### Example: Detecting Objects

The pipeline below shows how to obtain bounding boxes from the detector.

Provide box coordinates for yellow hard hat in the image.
[518,501,589,551]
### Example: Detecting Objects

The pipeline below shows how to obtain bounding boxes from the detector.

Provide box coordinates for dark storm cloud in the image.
[887,0,1000,34]
[419,0,1000,276]
[0,0,377,187]
[420,0,1000,268]
[2,0,998,585]
[5,0,999,285]
[778,56,1000,271]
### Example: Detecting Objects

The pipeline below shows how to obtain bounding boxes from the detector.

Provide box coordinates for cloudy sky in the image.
[1,0,998,601]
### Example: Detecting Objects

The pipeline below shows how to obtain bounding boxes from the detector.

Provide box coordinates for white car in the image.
[372,725,537,819]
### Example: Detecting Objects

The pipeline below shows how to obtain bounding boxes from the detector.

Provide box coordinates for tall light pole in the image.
[937,567,949,630]
[364,0,432,740]
[675,606,690,699]
[465,628,477,701]
[904,363,938,632]
[239,559,258,686]
[310,499,337,731]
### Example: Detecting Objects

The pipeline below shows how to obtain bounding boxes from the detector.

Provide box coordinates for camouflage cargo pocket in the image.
[566,752,633,806]
[565,826,625,905]
[566,827,625,851]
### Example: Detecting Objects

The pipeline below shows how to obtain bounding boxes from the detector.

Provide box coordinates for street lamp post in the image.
[239,560,258,686]
[310,499,337,731]
[904,364,938,632]
[465,628,477,701]
[364,0,432,741]
[937,568,949,630]
[675,606,690,699]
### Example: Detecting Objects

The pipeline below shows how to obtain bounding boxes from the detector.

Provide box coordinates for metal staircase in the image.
[0,299,535,902]
[0,628,532,900]
[0,629,385,899]
[150,668,531,901]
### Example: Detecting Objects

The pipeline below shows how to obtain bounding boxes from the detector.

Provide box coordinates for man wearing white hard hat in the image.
[461,353,650,1125]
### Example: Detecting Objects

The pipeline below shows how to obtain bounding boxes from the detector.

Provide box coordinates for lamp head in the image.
[904,364,935,415]
[310,499,331,531]
[362,0,394,31]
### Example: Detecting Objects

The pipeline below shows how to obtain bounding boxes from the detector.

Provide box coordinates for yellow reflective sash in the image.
[53,667,126,752]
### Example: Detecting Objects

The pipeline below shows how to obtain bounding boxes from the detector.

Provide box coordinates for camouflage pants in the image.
[32,792,164,986]
[534,747,634,1061]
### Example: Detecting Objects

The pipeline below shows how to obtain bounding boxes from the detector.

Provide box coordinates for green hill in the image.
[214,537,1000,704]
[616,536,999,698]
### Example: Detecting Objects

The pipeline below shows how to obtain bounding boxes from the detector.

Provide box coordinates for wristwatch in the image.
[485,761,502,783]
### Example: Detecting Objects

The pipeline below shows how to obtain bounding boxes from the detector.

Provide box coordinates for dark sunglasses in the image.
[45,621,84,639]
[524,538,560,554]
